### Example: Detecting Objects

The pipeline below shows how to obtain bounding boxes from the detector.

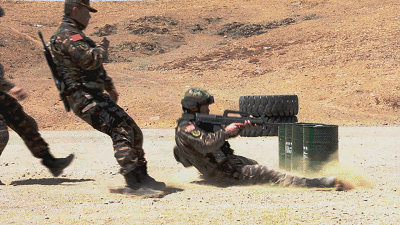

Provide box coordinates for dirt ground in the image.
[0,127,399,224]
[0,0,399,224]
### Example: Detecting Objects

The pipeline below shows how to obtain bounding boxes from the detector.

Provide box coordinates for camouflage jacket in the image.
[0,63,15,92]
[174,113,233,174]
[50,17,115,93]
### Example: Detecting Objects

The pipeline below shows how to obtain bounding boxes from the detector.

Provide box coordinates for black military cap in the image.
[0,6,4,17]
[65,0,98,13]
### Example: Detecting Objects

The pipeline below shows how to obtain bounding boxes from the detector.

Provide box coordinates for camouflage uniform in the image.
[174,114,307,186]
[0,62,73,179]
[0,63,13,155]
[0,6,73,184]
[174,88,338,188]
[0,115,8,154]
[50,17,147,176]
[0,63,49,158]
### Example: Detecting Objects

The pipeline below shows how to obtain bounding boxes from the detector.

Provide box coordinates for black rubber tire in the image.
[240,116,298,137]
[239,95,299,117]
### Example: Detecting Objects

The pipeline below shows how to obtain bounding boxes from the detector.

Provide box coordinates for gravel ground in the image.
[0,127,399,224]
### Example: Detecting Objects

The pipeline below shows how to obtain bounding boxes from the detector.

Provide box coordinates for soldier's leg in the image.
[0,115,9,156]
[228,154,258,166]
[24,113,39,131]
[0,93,50,158]
[0,114,8,185]
[69,91,164,190]
[0,97,9,185]
[238,164,338,188]
[0,93,74,176]
[113,118,165,191]
[69,91,144,173]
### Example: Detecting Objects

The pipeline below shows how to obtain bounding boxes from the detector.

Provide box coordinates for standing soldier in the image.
[0,6,74,185]
[174,88,346,189]
[48,0,165,195]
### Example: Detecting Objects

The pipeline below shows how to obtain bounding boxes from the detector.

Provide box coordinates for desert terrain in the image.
[0,0,399,129]
[1,127,399,224]
[0,0,399,224]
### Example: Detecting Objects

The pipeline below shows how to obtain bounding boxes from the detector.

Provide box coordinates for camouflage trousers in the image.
[0,115,8,154]
[67,89,146,175]
[200,154,308,187]
[0,92,48,158]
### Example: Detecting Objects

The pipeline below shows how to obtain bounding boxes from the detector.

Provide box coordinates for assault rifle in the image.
[38,30,70,112]
[195,110,270,129]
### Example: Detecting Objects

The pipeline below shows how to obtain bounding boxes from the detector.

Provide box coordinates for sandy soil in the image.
[0,127,399,224]
[0,0,399,224]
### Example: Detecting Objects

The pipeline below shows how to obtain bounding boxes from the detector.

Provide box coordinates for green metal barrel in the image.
[303,124,339,172]
[278,124,286,170]
[291,123,321,172]
[284,123,293,171]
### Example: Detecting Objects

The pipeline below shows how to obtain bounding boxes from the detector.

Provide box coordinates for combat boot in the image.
[136,173,166,190]
[124,170,141,190]
[41,153,74,177]
[123,171,165,197]
[135,165,166,190]
[304,176,337,188]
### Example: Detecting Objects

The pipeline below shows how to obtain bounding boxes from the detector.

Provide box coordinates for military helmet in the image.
[181,88,214,110]
[65,0,97,16]
[0,6,5,17]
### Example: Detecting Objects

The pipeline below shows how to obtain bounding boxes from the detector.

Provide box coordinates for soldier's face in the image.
[71,5,91,29]
[199,104,210,114]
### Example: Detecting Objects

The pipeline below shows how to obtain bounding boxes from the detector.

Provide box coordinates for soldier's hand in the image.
[243,120,255,129]
[108,88,119,103]
[9,86,27,101]
[100,37,110,49]
[225,123,244,137]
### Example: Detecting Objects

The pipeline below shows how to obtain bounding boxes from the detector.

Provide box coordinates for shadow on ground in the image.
[9,178,95,186]
[109,186,184,198]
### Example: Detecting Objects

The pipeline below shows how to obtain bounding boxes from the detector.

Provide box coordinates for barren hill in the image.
[0,0,399,130]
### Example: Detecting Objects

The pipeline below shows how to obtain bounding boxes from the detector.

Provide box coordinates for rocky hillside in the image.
[0,0,399,130]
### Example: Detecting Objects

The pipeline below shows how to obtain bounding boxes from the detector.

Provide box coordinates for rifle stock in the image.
[38,30,70,112]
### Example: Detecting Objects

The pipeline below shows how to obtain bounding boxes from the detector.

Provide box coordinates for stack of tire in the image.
[239,95,299,137]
